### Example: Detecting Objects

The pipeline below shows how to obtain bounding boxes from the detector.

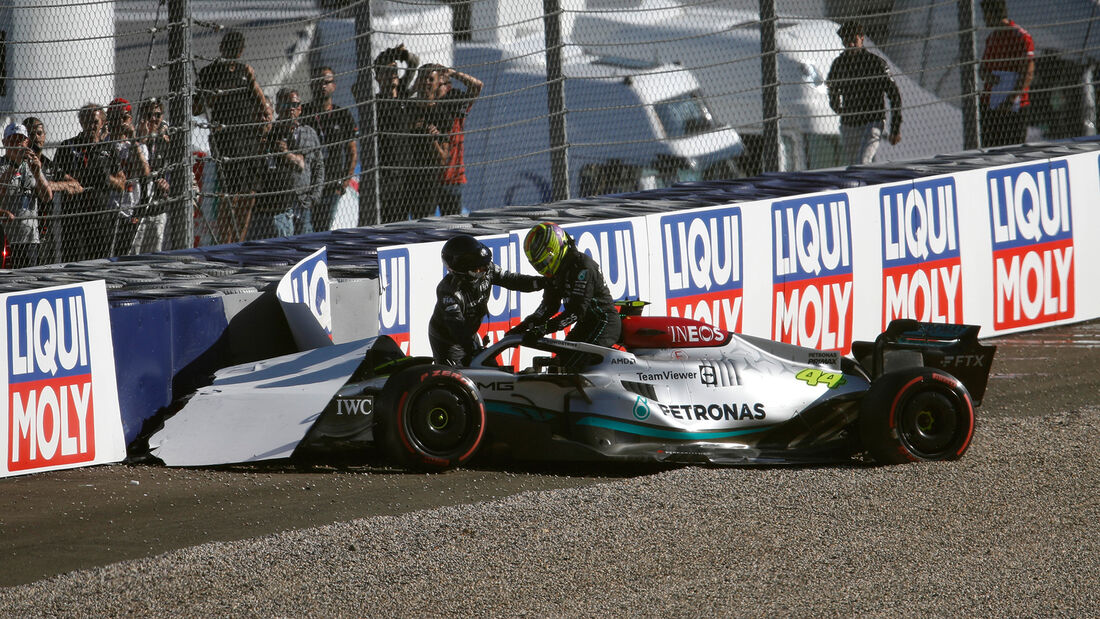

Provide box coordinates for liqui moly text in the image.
[880,178,963,328]
[772,195,853,352]
[7,288,96,472]
[660,207,743,332]
[988,161,1074,329]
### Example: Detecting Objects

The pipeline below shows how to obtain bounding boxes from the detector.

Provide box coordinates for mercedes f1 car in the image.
[149,306,996,471]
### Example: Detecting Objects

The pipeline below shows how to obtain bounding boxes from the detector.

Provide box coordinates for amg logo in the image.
[336,397,373,416]
[477,381,515,391]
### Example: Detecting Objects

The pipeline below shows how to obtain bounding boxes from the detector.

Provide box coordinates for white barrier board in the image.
[1,281,126,477]
[379,150,1100,356]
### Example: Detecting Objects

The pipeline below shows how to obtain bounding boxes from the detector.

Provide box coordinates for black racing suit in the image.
[514,249,622,370]
[428,264,545,366]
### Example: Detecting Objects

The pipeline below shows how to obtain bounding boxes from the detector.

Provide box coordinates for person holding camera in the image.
[0,122,53,268]
[104,98,150,257]
[403,63,482,220]
[249,88,324,240]
[373,44,419,223]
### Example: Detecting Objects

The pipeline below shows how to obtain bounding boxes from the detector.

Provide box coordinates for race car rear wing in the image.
[851,319,997,405]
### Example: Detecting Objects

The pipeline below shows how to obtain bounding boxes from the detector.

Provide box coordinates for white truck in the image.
[454,40,745,210]
[571,4,841,173]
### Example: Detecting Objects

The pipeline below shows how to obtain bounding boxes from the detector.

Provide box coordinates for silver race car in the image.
[150,307,995,471]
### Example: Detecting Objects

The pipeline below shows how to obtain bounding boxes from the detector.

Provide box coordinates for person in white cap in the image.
[0,122,52,268]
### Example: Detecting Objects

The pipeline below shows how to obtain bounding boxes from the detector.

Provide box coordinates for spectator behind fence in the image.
[304,65,358,232]
[0,123,52,268]
[194,29,272,243]
[979,0,1034,147]
[55,103,113,262]
[105,98,150,257]
[131,97,171,254]
[373,43,419,223]
[405,64,482,219]
[21,116,79,266]
[436,66,481,216]
[826,21,902,166]
[250,88,323,240]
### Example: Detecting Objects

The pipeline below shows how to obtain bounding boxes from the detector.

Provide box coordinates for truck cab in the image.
[456,40,745,209]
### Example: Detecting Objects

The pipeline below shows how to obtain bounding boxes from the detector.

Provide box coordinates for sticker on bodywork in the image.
[795,368,847,389]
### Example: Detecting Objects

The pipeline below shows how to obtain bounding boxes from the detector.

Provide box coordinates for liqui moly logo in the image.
[660,207,743,332]
[283,247,332,339]
[7,288,96,472]
[880,178,963,328]
[772,195,853,352]
[378,247,411,353]
[988,161,1074,329]
[567,221,641,302]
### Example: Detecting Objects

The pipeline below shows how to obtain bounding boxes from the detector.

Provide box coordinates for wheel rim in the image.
[897,390,959,458]
[403,382,476,456]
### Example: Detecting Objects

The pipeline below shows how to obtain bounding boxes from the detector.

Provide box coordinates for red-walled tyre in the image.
[380,365,485,472]
[860,367,975,464]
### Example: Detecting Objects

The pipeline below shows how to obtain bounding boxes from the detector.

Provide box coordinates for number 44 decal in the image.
[796,368,847,389]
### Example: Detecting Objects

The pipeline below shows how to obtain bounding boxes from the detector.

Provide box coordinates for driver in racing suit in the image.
[509,222,622,370]
[429,234,546,366]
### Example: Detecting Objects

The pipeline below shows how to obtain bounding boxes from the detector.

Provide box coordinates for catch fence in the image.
[0,0,1094,266]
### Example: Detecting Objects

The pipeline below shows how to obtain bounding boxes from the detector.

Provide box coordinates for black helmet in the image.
[441,235,493,282]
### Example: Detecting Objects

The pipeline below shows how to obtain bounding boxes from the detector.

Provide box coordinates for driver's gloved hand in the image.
[506,323,528,336]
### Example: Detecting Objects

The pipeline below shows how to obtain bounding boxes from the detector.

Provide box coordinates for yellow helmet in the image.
[524,222,570,276]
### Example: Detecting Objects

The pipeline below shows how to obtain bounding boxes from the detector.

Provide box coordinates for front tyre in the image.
[860,367,975,464]
[381,365,486,472]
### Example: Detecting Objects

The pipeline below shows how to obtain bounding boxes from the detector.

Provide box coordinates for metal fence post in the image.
[353,2,378,226]
[167,0,193,249]
[759,0,780,173]
[544,0,569,202]
[958,0,980,150]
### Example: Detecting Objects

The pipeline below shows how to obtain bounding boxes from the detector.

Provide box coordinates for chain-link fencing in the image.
[0,0,1095,267]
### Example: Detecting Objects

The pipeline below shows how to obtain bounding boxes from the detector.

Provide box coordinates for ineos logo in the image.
[670,323,723,343]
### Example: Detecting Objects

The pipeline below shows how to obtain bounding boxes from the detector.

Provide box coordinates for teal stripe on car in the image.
[487,402,774,439]
[577,417,774,440]
[486,401,557,421]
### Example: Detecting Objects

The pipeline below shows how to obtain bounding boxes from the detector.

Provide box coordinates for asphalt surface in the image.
[0,319,1097,614]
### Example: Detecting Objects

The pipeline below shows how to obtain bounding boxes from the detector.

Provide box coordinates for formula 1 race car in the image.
[149,306,996,471]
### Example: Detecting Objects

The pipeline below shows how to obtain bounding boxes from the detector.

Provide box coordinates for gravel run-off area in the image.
[1,407,1097,618]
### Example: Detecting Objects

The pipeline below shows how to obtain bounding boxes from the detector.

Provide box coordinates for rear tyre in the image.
[380,365,485,471]
[860,367,975,464]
